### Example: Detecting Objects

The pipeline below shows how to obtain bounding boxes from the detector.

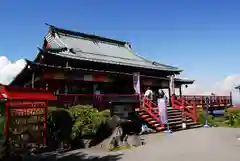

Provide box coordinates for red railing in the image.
[171,95,197,122]
[140,96,165,128]
[180,93,232,107]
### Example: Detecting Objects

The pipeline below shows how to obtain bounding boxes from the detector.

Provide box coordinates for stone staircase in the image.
[136,107,201,132]
[167,107,201,131]
[136,107,164,132]
[136,97,201,132]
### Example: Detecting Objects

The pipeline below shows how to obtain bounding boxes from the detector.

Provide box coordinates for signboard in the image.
[10,108,44,117]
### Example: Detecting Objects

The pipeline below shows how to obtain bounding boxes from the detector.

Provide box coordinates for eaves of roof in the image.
[10,59,191,86]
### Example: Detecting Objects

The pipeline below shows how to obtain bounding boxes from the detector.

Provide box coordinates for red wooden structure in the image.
[57,93,233,110]
[56,94,199,131]
[0,85,56,154]
[181,93,232,107]
[56,93,230,132]
[171,96,197,122]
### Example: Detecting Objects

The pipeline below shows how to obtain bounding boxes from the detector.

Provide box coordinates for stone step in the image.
[137,110,187,119]
[139,114,193,125]
[152,108,181,112]
[137,108,192,119]
[169,121,199,129]
[167,114,182,119]
[168,117,192,122]
[139,113,192,122]
[137,107,193,113]
[171,123,202,131]
[138,113,183,120]
[168,119,193,125]
[167,111,182,115]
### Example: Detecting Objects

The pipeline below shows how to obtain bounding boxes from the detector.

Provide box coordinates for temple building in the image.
[8,25,235,131]
[10,24,194,102]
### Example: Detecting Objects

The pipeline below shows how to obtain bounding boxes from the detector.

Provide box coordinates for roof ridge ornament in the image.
[69,48,76,54]
[49,25,56,37]
[152,61,157,65]
[126,42,132,49]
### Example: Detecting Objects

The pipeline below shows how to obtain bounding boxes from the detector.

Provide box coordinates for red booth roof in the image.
[0,85,56,101]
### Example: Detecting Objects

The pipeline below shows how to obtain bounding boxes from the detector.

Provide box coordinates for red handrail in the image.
[171,96,197,122]
[139,96,165,128]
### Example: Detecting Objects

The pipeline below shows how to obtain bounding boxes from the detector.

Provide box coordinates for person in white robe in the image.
[144,87,153,101]
[157,89,168,125]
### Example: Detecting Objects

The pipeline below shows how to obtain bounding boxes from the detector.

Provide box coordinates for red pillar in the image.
[43,101,48,146]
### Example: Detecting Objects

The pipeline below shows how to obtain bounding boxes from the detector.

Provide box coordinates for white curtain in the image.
[158,97,168,124]
[169,75,175,96]
[133,72,141,94]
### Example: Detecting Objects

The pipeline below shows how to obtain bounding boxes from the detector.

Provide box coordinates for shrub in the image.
[47,108,73,148]
[68,105,110,139]
[196,107,240,128]
[197,109,215,125]
[47,105,111,148]
[224,108,240,127]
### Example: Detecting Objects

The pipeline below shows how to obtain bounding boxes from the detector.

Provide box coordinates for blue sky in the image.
[1,0,240,96]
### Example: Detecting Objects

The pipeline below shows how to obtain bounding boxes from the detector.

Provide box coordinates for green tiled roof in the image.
[43,25,182,72]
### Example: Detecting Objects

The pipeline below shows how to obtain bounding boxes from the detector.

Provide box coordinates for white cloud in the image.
[0,56,26,85]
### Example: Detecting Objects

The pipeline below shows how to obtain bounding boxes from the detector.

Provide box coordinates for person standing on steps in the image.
[144,87,153,107]
[157,89,168,125]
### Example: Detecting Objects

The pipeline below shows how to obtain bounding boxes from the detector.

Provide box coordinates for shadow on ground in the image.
[23,151,123,161]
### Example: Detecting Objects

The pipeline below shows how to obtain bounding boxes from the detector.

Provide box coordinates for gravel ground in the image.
[31,127,240,161]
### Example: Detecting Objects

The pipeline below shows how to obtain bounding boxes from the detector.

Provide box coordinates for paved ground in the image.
[33,127,240,161]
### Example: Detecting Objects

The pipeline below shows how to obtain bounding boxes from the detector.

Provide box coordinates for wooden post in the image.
[31,72,35,88]
[5,102,9,142]
[40,68,45,89]
[64,84,68,94]
[43,101,47,146]
[66,61,69,68]
[230,92,232,106]
[179,85,182,98]
[168,87,171,106]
